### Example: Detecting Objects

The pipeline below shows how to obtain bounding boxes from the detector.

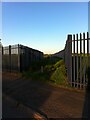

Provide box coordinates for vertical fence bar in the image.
[0,40,2,120]
[88,33,90,90]
[87,32,89,60]
[73,34,75,87]
[83,33,86,88]
[18,44,20,72]
[2,46,3,55]
[87,32,89,55]
[87,32,89,85]
[80,33,82,89]
[9,45,11,72]
[67,35,72,86]
[2,47,3,71]
[76,34,79,88]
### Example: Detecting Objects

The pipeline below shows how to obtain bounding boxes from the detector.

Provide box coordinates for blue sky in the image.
[88,2,90,53]
[2,2,88,54]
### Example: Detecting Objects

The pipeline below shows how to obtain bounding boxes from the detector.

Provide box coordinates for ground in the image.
[2,72,89,119]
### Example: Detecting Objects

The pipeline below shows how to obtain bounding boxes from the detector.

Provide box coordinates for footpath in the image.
[3,94,46,119]
[2,72,88,119]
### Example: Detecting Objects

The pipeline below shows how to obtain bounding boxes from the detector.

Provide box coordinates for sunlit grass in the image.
[22,56,69,87]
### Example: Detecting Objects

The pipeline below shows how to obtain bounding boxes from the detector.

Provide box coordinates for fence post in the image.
[9,45,11,72]
[2,46,3,55]
[73,34,75,87]
[18,44,20,72]
[0,40,2,120]
[76,34,79,88]
[80,33,82,89]
[67,35,72,86]
[0,42,2,72]
[83,33,86,88]
[87,32,89,86]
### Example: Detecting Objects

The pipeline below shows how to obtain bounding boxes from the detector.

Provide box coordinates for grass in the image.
[22,56,70,88]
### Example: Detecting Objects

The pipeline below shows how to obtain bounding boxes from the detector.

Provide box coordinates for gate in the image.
[65,32,90,89]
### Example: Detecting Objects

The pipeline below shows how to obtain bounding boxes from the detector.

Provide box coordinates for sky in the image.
[2,2,88,54]
[88,1,90,53]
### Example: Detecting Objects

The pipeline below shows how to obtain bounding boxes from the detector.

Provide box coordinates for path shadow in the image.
[2,72,52,119]
[82,67,90,119]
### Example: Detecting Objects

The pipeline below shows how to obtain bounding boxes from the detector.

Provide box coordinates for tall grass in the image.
[22,56,69,87]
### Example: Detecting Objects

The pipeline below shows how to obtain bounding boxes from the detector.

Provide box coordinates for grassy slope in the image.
[22,56,70,88]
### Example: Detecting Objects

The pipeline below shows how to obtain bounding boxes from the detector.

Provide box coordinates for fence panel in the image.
[65,32,90,89]
[2,46,10,71]
[11,45,19,71]
[2,44,43,72]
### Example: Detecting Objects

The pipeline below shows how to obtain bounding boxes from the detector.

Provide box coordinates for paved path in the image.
[2,72,89,119]
[2,94,46,119]
[2,94,33,118]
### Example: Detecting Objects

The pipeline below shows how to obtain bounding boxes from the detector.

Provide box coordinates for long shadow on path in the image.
[82,67,90,119]
[2,72,86,119]
[2,72,51,119]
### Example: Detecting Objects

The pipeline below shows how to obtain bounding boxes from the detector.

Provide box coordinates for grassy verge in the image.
[22,56,70,88]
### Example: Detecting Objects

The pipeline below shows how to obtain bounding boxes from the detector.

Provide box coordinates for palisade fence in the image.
[2,44,43,72]
[64,32,90,89]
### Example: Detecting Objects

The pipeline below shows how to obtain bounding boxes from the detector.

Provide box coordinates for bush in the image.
[23,57,68,87]
[53,60,64,70]
[44,65,54,72]
[50,64,68,85]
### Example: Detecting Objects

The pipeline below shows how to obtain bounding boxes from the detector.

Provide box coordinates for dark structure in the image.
[2,44,43,72]
[52,49,65,59]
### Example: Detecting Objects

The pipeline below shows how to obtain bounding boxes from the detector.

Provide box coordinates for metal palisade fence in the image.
[2,44,43,72]
[64,32,90,89]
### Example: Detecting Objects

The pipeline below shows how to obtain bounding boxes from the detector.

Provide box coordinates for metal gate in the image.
[65,32,90,89]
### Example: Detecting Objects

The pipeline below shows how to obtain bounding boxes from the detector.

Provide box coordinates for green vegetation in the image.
[51,60,67,85]
[22,56,69,87]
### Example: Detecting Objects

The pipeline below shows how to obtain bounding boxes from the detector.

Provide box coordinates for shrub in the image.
[23,57,68,87]
[53,60,64,70]
[44,65,54,72]
[50,64,68,85]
